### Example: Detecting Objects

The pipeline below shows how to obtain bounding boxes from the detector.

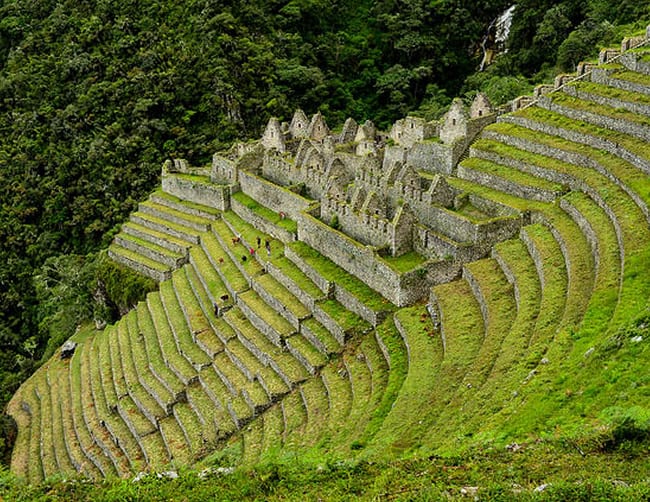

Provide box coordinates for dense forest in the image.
[0,0,648,463]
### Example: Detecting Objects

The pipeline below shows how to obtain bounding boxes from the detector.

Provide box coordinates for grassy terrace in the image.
[185,384,219,444]
[484,121,650,213]
[183,266,234,352]
[520,224,569,353]
[26,387,44,481]
[569,80,650,106]
[108,243,170,273]
[196,366,239,435]
[289,241,392,312]
[49,362,84,476]
[563,192,622,339]
[286,333,328,371]
[188,246,230,301]
[318,298,371,335]
[171,269,223,355]
[336,334,389,450]
[130,211,203,241]
[380,250,427,273]
[511,105,650,163]
[136,304,186,396]
[255,273,310,320]
[146,293,198,384]
[459,258,517,390]
[117,233,184,261]
[80,335,126,476]
[226,338,289,398]
[419,281,483,447]
[271,255,324,299]
[238,290,295,337]
[461,154,566,193]
[69,337,112,477]
[232,191,298,233]
[151,189,222,217]
[206,222,255,290]
[122,221,193,251]
[449,177,595,328]
[140,201,213,230]
[321,365,353,435]
[547,89,650,127]
[172,402,204,457]
[124,311,175,410]
[442,238,544,444]
[258,405,285,459]
[296,376,331,447]
[159,281,212,368]
[158,416,193,466]
[224,308,308,386]
[114,320,166,428]
[168,172,212,184]
[92,332,148,473]
[373,305,443,456]
[279,388,308,448]
[608,64,650,86]
[301,317,342,355]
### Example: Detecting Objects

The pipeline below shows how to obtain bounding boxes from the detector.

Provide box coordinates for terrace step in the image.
[482,122,650,224]
[284,333,328,375]
[114,320,167,427]
[223,307,308,389]
[230,191,298,243]
[171,269,224,357]
[259,404,285,457]
[121,221,193,255]
[183,265,233,355]
[502,105,650,176]
[25,387,45,481]
[114,233,186,269]
[458,156,565,202]
[252,273,311,330]
[150,189,221,220]
[108,244,171,282]
[519,224,569,351]
[146,293,198,385]
[130,211,202,245]
[300,317,343,356]
[201,228,250,295]
[460,258,517,389]
[47,362,86,476]
[93,329,149,473]
[537,93,650,144]
[159,281,212,370]
[196,366,239,437]
[296,375,331,446]
[592,64,650,97]
[237,289,296,346]
[560,192,623,335]
[79,336,126,477]
[563,80,650,117]
[430,279,484,391]
[139,200,214,232]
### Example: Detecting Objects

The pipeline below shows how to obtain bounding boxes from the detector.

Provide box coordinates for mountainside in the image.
[4,24,650,499]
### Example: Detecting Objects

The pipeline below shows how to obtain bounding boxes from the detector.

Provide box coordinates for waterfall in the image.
[479,5,516,71]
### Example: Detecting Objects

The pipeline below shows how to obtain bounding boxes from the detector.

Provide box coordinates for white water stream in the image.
[479,4,516,71]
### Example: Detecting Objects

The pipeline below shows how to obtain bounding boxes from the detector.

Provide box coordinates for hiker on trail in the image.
[265,240,271,256]
[256,236,261,248]
[249,247,255,256]
[241,255,247,262]
[213,302,219,317]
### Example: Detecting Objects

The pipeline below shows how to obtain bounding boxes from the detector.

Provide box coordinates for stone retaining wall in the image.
[162,175,230,211]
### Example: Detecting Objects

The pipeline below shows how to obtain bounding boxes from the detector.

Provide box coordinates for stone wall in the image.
[238,170,313,221]
[162,175,230,211]
[297,212,425,306]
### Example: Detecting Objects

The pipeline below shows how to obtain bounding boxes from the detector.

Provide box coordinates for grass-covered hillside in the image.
[3,22,650,500]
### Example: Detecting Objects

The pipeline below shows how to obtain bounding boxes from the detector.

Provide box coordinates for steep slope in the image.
[6,27,650,482]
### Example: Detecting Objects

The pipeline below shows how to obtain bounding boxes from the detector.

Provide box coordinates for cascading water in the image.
[479,4,516,71]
